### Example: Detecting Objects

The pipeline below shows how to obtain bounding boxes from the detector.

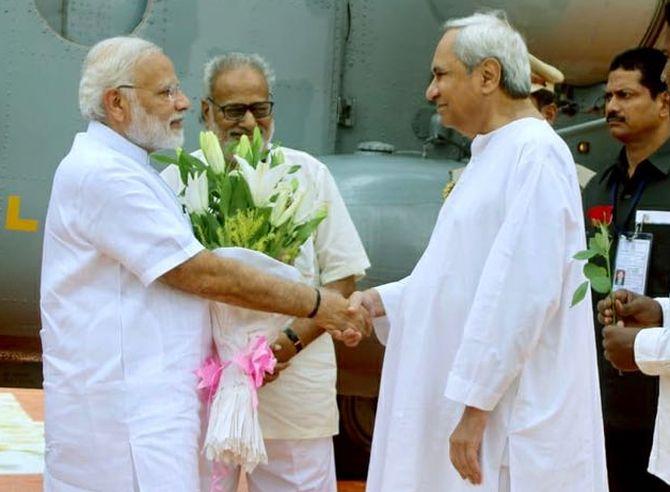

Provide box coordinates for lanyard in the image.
[610,177,647,236]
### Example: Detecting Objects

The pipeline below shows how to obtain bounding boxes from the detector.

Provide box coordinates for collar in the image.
[86,120,149,167]
[470,117,547,157]
[600,138,670,185]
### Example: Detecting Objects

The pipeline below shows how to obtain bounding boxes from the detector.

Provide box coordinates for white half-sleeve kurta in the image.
[40,121,211,491]
[633,297,670,484]
[367,118,607,492]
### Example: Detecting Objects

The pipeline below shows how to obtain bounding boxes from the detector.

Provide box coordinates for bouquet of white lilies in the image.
[156,128,327,473]
[159,127,327,263]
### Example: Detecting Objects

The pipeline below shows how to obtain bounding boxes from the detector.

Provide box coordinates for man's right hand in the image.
[348,289,386,318]
[597,289,662,328]
[313,288,372,343]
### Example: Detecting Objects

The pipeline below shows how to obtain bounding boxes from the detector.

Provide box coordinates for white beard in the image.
[126,96,184,151]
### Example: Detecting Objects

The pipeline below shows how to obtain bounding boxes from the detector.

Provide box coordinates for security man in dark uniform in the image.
[582,47,670,492]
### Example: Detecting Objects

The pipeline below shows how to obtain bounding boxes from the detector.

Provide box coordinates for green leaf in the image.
[217,176,232,217]
[583,262,607,280]
[150,153,179,166]
[573,249,598,260]
[252,126,264,164]
[571,281,589,307]
[288,165,301,174]
[588,236,607,257]
[292,214,328,245]
[229,176,253,212]
[590,276,611,294]
[181,152,208,171]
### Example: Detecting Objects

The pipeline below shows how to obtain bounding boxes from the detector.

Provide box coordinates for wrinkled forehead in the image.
[212,67,270,103]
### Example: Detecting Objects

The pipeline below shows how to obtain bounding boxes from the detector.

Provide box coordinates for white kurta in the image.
[635,298,670,485]
[368,118,607,492]
[40,121,210,491]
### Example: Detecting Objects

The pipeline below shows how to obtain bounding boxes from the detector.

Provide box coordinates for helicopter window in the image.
[35,0,149,46]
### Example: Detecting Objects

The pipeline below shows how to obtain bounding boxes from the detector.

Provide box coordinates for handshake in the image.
[314,288,386,347]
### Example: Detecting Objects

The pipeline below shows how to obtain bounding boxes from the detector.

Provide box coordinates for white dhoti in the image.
[204,437,336,492]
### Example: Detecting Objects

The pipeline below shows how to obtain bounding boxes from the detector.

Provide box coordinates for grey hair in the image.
[444,10,531,98]
[79,36,162,121]
[202,52,276,98]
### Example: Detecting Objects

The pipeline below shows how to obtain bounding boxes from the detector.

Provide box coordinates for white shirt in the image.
[368,118,608,492]
[41,121,210,491]
[634,297,670,485]
[190,146,370,439]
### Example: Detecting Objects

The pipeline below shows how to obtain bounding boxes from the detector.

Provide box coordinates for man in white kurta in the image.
[354,13,607,492]
[41,37,369,492]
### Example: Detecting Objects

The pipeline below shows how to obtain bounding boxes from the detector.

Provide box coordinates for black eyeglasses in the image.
[207,98,274,121]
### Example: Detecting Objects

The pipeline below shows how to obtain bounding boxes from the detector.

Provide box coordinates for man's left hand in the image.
[263,361,290,386]
[602,321,642,372]
[449,406,489,485]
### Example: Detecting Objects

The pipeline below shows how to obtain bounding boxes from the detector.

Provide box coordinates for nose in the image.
[238,109,258,130]
[175,89,190,112]
[605,96,620,116]
[425,77,438,102]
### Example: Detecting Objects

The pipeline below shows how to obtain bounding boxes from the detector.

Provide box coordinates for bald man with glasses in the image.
[195,52,370,492]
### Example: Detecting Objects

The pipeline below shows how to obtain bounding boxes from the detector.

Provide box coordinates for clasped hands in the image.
[264,288,385,385]
[316,287,386,347]
[597,289,662,372]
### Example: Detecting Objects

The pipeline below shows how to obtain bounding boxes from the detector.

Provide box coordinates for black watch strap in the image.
[307,288,321,318]
[283,327,304,353]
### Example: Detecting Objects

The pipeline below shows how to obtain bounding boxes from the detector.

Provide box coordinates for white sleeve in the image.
[79,165,203,286]
[313,164,371,285]
[374,277,409,345]
[444,144,571,410]
[635,327,670,376]
[655,297,670,329]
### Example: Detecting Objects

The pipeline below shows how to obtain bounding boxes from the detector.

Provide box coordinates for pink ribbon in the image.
[195,355,229,406]
[195,336,276,492]
[232,335,277,408]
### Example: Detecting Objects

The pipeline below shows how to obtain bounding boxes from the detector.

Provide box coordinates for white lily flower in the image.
[183,172,209,215]
[160,164,185,196]
[199,131,226,174]
[275,187,305,226]
[293,184,328,225]
[269,182,293,227]
[234,155,292,207]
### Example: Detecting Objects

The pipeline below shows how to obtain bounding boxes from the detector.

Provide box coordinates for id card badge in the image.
[612,232,653,295]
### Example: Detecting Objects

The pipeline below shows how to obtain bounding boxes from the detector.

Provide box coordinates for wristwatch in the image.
[283,326,304,354]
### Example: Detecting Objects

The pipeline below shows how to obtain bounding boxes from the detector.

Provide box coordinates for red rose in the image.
[587,205,613,226]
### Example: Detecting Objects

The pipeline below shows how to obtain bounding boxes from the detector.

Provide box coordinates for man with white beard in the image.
[351,11,608,491]
[40,36,370,491]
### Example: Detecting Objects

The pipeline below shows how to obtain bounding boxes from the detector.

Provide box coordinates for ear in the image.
[201,98,211,126]
[478,58,502,95]
[102,88,129,125]
[542,103,558,124]
[659,91,670,118]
